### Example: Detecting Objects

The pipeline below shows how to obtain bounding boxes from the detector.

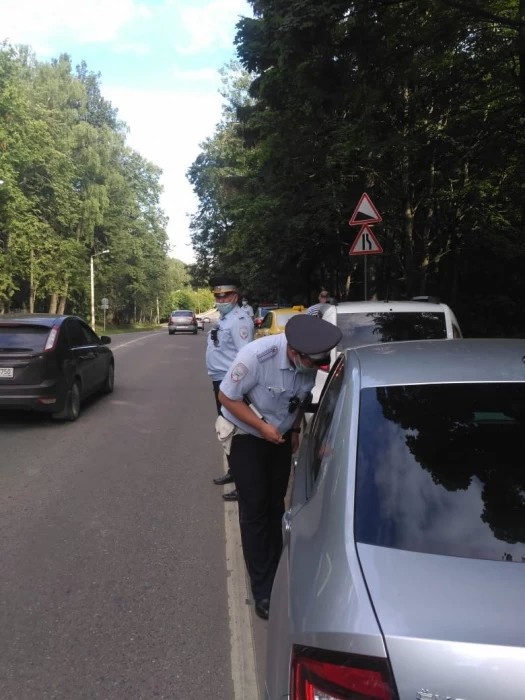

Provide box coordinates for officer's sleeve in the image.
[232,318,254,351]
[219,347,258,402]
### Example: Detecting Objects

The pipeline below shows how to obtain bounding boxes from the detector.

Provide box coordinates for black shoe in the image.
[222,489,238,502]
[213,472,235,486]
[255,598,270,620]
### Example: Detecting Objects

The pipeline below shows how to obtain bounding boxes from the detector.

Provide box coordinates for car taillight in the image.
[291,646,397,700]
[44,325,60,352]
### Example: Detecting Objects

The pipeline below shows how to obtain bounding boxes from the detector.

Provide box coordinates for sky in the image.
[0,0,253,264]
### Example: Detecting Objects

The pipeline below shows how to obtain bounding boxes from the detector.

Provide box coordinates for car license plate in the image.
[0,368,14,378]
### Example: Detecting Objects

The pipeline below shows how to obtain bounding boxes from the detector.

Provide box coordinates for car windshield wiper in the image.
[0,347,35,352]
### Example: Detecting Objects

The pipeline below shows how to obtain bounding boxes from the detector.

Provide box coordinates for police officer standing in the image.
[218,314,342,619]
[206,275,254,501]
[241,297,254,320]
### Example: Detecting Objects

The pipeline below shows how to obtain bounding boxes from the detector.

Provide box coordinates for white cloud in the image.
[105,86,224,263]
[113,42,151,56]
[172,67,221,83]
[178,0,249,54]
[0,0,253,265]
[0,0,150,53]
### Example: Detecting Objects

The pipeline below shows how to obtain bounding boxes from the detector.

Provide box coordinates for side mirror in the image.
[100,335,111,345]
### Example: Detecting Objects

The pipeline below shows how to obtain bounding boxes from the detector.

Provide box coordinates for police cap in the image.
[285,313,342,359]
[209,274,240,295]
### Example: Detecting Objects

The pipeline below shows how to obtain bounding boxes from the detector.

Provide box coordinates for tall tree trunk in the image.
[57,280,69,314]
[29,248,35,313]
[48,293,58,314]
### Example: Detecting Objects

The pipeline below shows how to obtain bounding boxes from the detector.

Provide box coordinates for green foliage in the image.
[187,0,525,330]
[0,43,170,321]
[166,287,215,315]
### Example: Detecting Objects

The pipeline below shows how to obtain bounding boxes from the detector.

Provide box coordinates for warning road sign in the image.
[349,225,383,255]
[349,192,382,226]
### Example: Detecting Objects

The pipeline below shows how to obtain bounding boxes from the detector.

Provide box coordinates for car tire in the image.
[52,380,81,422]
[102,363,114,394]
[168,330,174,335]
[193,329,197,335]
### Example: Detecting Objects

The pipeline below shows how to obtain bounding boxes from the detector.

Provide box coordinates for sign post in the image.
[101,297,109,333]
[348,193,383,300]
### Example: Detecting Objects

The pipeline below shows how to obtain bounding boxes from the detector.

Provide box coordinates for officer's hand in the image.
[260,423,285,444]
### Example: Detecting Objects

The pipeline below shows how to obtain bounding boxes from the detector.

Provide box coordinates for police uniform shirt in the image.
[206,305,254,381]
[219,333,316,438]
[242,302,254,318]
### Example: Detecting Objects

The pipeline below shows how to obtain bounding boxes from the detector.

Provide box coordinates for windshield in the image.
[355,382,525,562]
[337,311,447,350]
[276,311,301,328]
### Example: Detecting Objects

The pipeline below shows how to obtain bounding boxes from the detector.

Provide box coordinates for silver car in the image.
[266,338,525,700]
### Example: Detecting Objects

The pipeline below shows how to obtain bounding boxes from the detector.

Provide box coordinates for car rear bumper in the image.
[0,381,65,413]
[168,325,198,332]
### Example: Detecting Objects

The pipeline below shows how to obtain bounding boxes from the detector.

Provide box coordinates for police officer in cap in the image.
[206,274,254,500]
[218,313,342,619]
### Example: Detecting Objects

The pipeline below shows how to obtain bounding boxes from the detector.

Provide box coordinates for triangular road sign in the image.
[349,192,382,225]
[349,224,383,255]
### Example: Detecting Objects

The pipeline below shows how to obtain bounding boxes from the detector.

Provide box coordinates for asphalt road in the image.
[0,329,265,700]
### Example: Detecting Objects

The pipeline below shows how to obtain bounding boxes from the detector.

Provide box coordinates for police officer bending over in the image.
[218,313,342,620]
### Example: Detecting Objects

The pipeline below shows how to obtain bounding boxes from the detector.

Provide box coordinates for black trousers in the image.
[212,380,222,415]
[228,432,292,601]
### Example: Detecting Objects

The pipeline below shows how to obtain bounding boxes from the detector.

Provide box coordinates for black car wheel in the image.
[53,380,81,422]
[102,363,114,394]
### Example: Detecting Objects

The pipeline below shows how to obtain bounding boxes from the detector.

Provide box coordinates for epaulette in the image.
[256,345,279,363]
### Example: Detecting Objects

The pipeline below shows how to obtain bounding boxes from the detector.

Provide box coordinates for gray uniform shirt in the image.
[219,333,315,437]
[206,306,254,381]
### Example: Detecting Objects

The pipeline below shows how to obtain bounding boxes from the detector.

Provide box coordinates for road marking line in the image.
[224,478,260,699]
[111,332,163,350]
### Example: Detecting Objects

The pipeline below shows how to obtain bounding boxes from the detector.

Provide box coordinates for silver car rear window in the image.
[355,383,525,562]
[337,311,447,350]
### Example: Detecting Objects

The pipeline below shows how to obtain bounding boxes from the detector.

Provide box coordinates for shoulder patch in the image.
[231,362,249,382]
[256,345,279,363]
[239,326,249,340]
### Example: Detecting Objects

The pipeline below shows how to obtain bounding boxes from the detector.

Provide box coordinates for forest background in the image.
[1,0,524,337]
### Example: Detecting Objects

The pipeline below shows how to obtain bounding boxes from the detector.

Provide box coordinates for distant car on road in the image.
[168,310,198,335]
[0,313,114,421]
[266,338,525,700]
[196,316,211,331]
[254,306,305,339]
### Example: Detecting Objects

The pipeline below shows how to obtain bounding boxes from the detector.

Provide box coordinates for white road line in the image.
[224,472,260,699]
[111,332,163,350]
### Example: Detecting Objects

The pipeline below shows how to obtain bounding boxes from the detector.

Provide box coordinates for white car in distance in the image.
[309,298,463,407]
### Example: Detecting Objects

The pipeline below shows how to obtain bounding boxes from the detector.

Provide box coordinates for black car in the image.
[0,313,114,421]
